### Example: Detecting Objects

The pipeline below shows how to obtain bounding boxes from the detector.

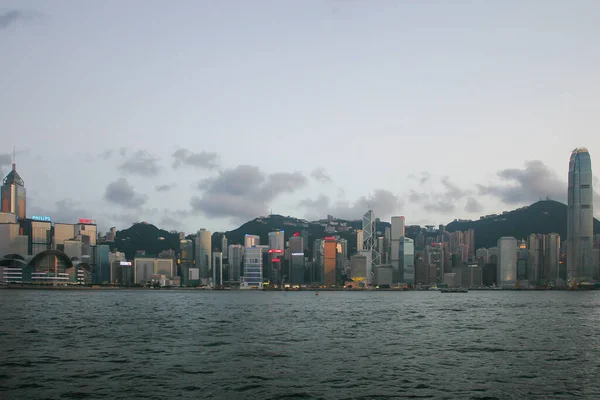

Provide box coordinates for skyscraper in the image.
[497,237,517,288]
[1,159,26,219]
[567,147,594,284]
[195,229,212,279]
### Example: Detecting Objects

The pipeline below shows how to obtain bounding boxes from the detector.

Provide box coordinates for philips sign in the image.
[32,215,51,222]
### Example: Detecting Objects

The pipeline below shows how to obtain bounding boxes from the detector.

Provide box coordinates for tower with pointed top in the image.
[567,147,594,284]
[1,154,26,220]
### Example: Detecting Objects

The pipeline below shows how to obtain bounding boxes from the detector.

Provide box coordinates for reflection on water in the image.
[1,290,600,399]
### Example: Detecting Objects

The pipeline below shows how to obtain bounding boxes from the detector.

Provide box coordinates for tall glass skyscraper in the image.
[567,147,594,284]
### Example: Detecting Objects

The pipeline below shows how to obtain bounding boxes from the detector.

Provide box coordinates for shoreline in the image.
[0,285,591,291]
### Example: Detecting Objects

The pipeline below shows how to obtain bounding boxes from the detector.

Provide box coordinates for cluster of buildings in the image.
[0,147,596,290]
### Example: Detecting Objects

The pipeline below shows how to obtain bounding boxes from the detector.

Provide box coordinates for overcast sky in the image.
[1,0,599,234]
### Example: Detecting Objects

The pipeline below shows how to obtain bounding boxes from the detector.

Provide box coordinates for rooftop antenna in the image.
[12,146,16,170]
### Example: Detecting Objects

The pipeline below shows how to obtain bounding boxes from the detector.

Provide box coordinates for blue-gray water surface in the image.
[1,290,600,399]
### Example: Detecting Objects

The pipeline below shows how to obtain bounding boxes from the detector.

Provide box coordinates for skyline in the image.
[2,1,600,233]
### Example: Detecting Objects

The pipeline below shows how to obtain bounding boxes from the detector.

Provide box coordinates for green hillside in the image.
[445,200,600,249]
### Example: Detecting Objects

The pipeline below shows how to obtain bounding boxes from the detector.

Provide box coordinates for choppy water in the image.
[1,290,600,399]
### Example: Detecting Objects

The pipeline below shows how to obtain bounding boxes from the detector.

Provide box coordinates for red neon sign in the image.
[324,236,336,240]
[271,258,281,262]
[268,249,284,254]
[79,218,96,224]
[293,232,300,237]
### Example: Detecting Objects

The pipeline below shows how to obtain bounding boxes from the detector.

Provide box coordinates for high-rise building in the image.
[400,237,415,284]
[227,244,244,281]
[244,234,260,248]
[567,147,594,284]
[289,252,305,285]
[497,237,517,288]
[1,159,26,220]
[212,252,223,286]
[221,235,228,258]
[242,246,263,288]
[356,230,364,252]
[268,231,284,251]
[545,233,561,284]
[195,229,211,279]
[323,238,337,286]
[465,229,475,260]
[289,235,303,254]
[390,216,404,283]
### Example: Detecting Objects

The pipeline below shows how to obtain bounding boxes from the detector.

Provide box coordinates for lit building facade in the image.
[323,238,337,286]
[195,229,212,279]
[242,246,263,288]
[497,237,517,288]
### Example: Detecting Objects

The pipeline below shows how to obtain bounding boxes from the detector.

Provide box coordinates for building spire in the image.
[12,145,16,170]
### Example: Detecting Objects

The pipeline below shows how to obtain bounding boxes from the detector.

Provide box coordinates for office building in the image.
[545,233,561,284]
[242,246,263,288]
[323,237,337,286]
[400,237,415,284]
[567,147,594,284]
[390,216,404,283]
[497,237,517,288]
[212,252,223,286]
[221,235,228,258]
[268,230,284,251]
[356,230,363,252]
[1,159,26,220]
[289,235,303,254]
[244,234,260,248]
[53,223,76,251]
[228,244,244,281]
[195,229,211,279]
[290,252,305,285]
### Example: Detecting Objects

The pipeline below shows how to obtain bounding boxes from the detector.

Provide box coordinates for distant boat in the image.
[440,288,468,293]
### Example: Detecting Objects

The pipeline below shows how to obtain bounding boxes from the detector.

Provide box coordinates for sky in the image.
[1,0,599,234]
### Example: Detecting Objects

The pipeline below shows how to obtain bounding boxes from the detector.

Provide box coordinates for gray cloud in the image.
[98,147,128,160]
[477,160,566,204]
[172,149,219,170]
[0,10,38,30]
[423,201,455,214]
[155,183,176,192]
[0,153,11,167]
[310,167,332,183]
[117,151,160,177]
[299,189,403,221]
[190,165,308,220]
[464,197,483,213]
[408,171,431,185]
[408,176,470,214]
[104,178,148,209]
[28,198,93,225]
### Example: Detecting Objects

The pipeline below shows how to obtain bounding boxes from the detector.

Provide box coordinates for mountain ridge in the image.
[107,200,599,259]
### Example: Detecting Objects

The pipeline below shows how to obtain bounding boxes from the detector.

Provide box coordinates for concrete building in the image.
[288,235,303,254]
[53,223,76,251]
[290,252,305,285]
[221,235,228,258]
[350,253,368,283]
[545,233,561,285]
[134,258,175,284]
[567,147,594,284]
[497,237,517,288]
[195,229,211,279]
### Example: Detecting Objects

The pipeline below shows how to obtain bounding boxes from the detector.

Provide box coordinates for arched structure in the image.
[27,249,74,271]
[2,253,26,261]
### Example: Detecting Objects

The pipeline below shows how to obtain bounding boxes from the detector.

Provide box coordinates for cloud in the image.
[117,151,160,177]
[28,199,93,225]
[423,201,455,214]
[172,149,219,170]
[0,153,11,167]
[0,10,38,30]
[299,189,403,221]
[104,178,148,209]
[155,183,176,192]
[190,165,308,221]
[408,176,470,214]
[98,147,128,160]
[464,197,483,213]
[310,167,332,183]
[477,160,566,204]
